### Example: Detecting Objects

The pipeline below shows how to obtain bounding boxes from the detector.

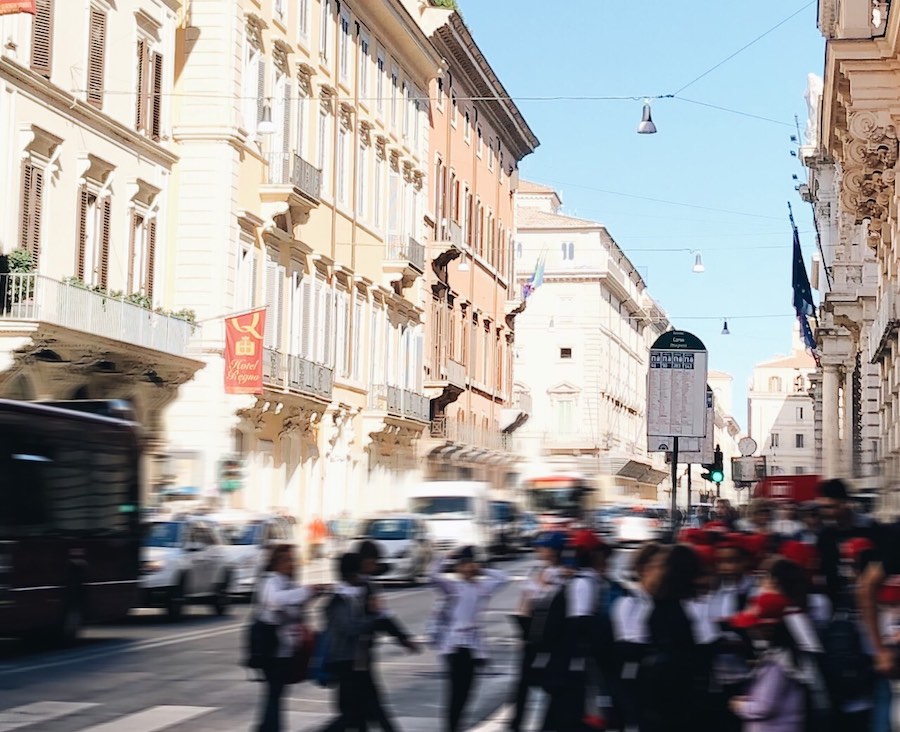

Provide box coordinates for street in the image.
[0,557,540,732]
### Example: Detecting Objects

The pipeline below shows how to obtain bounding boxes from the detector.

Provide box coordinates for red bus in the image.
[520,472,594,533]
[0,399,142,643]
[754,475,822,503]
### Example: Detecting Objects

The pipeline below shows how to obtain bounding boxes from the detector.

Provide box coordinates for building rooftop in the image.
[517,180,558,194]
[517,207,604,230]
[756,351,817,369]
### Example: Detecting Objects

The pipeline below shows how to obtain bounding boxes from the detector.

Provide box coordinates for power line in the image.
[673,97,795,128]
[672,1,816,95]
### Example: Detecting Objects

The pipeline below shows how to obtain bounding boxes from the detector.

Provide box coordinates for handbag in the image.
[244,618,278,671]
[287,624,317,684]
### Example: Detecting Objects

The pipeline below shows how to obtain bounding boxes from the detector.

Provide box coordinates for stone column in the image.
[844,366,855,477]
[822,364,841,478]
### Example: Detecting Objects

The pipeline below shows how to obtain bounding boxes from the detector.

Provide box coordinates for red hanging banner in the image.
[224,308,267,395]
[0,1,36,15]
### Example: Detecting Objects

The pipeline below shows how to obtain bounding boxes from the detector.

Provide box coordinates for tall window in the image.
[402,80,410,138]
[796,407,804,420]
[135,39,163,140]
[75,187,111,289]
[295,80,309,156]
[320,0,331,62]
[297,0,310,40]
[30,0,53,78]
[464,110,471,142]
[768,376,783,392]
[451,91,458,127]
[358,27,370,99]
[339,8,350,80]
[357,141,369,219]
[387,167,401,247]
[795,434,805,449]
[373,154,383,227]
[127,211,156,299]
[242,37,264,135]
[264,247,285,350]
[352,294,364,381]
[771,433,780,448]
[376,51,385,116]
[390,65,399,128]
[86,7,106,108]
[336,124,349,205]
[318,103,332,197]
[235,236,259,310]
[553,397,576,435]
[476,126,483,157]
[19,161,44,266]
[561,241,575,260]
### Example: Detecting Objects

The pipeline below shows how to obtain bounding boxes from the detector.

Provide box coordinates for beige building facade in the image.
[162,0,443,523]
[0,0,203,490]
[802,0,900,513]
[413,6,538,489]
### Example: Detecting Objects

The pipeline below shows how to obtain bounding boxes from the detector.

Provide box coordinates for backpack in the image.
[821,610,874,704]
[310,594,341,688]
[244,618,278,673]
[528,580,568,653]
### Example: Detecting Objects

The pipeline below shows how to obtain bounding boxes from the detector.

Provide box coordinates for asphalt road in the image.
[0,556,537,732]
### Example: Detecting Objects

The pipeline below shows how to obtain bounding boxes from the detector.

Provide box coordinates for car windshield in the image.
[364,519,412,540]
[144,521,182,548]
[220,522,261,545]
[526,488,585,517]
[411,496,473,518]
[490,503,514,521]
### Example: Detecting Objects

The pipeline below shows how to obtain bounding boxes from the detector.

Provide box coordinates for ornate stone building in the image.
[804,1,900,511]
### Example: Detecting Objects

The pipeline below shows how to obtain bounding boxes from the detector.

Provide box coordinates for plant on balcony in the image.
[8,248,36,274]
[169,308,197,326]
[3,248,37,312]
[431,0,459,8]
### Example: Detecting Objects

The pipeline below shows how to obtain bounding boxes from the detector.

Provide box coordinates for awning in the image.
[599,457,667,486]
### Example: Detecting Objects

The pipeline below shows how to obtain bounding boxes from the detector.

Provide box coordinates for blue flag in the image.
[792,221,815,317]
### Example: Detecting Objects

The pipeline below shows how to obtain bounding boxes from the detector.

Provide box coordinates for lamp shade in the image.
[692,252,705,273]
[257,104,276,135]
[637,101,657,134]
[721,319,730,336]
[458,256,470,272]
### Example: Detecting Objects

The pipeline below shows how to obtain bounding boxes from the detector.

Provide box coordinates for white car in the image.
[614,507,667,545]
[140,517,232,619]
[211,513,295,597]
[358,515,432,584]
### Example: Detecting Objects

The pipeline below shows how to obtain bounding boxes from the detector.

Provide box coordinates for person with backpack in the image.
[253,543,324,732]
[508,531,567,732]
[728,591,806,732]
[429,546,509,732]
[320,551,381,732]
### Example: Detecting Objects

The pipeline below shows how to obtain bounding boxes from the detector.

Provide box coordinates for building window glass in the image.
[560,347,572,360]
[75,186,110,289]
[358,27,370,98]
[770,433,780,448]
[320,0,331,62]
[339,8,350,80]
[795,434,804,449]
[553,398,576,435]
[768,376,783,392]
[298,0,310,39]
[796,407,804,420]
[357,141,368,219]
[30,0,53,78]
[376,51,385,116]
[336,124,349,205]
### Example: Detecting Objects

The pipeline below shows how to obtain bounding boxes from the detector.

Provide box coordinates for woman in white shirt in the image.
[254,543,322,732]
[429,546,508,732]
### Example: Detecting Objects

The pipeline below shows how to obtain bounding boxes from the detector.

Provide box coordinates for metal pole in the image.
[670,436,679,542]
[686,464,692,519]
[716,481,721,499]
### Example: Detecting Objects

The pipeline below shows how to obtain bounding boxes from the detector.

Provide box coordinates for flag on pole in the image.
[224,308,267,395]
[522,253,545,301]
[789,207,818,358]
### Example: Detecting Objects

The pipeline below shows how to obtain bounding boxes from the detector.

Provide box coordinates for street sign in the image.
[731,456,767,483]
[661,386,715,463]
[647,330,708,441]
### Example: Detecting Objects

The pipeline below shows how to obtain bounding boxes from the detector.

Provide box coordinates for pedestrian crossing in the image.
[0,702,213,732]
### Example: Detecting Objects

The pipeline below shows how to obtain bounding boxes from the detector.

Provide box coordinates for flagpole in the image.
[195,305,267,325]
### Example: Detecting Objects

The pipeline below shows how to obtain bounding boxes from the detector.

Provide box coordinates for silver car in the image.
[358,515,432,584]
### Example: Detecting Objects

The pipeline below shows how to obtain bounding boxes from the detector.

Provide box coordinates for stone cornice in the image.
[0,58,178,168]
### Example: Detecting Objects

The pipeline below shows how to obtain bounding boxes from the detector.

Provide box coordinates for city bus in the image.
[520,472,595,534]
[0,399,142,643]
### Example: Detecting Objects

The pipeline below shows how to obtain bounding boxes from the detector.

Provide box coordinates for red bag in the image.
[287,624,317,684]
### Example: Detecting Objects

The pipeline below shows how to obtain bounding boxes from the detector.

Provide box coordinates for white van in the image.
[408,481,492,557]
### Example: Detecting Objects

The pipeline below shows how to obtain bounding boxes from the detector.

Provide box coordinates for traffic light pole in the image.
[670,436,679,542]
[686,464,692,520]
[716,481,721,499]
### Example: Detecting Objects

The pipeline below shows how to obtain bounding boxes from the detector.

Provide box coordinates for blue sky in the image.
[457,0,824,428]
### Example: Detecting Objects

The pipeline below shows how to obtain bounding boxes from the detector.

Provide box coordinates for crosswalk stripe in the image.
[0,701,98,732]
[74,705,214,732]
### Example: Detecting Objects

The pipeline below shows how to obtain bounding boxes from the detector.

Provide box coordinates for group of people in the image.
[250,477,900,732]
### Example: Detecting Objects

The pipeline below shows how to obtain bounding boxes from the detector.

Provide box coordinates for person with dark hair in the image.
[429,546,508,732]
[254,544,323,732]
[639,544,704,732]
[320,551,379,732]
[352,540,419,731]
[728,592,806,732]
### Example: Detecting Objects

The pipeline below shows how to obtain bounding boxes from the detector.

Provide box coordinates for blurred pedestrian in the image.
[254,544,322,732]
[430,546,509,732]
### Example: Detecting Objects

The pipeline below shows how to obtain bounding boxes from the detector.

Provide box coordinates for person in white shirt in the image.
[429,546,509,732]
[254,543,323,732]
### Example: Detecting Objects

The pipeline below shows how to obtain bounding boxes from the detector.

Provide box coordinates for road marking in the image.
[0,701,98,731]
[74,705,213,732]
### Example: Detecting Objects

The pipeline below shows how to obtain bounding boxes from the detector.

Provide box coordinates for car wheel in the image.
[167,578,185,621]
[213,575,230,616]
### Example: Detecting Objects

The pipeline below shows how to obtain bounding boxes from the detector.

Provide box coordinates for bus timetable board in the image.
[647,330,708,443]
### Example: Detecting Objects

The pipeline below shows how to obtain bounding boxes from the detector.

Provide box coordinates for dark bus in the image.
[0,399,142,643]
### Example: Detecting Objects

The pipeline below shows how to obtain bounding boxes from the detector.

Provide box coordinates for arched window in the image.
[794,375,805,392]
[768,376,782,392]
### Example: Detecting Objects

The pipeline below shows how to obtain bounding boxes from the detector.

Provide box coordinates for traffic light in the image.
[219,456,243,493]
[701,445,725,484]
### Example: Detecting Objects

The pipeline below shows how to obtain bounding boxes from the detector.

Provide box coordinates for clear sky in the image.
[456,0,824,429]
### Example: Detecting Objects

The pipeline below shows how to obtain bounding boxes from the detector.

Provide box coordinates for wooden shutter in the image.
[150,52,163,141]
[127,211,137,292]
[282,80,291,154]
[301,277,312,358]
[87,9,106,108]
[256,59,265,123]
[75,187,89,280]
[146,218,156,299]
[264,252,279,349]
[99,197,111,289]
[30,0,53,77]
[19,164,33,254]
[135,39,147,130]
[324,286,334,367]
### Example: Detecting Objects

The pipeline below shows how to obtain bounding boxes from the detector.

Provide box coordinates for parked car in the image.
[358,515,432,584]
[613,506,667,546]
[140,516,232,619]
[489,500,524,558]
[209,512,295,598]
[593,506,626,538]
[519,512,540,548]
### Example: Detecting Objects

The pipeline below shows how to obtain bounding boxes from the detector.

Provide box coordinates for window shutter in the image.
[265,252,279,350]
[324,286,334,367]
[146,218,156,299]
[87,9,106,108]
[352,295,363,380]
[75,187,89,280]
[256,58,265,123]
[335,288,347,377]
[30,0,53,77]
[282,80,291,154]
[314,278,325,363]
[19,164,33,254]
[127,211,137,291]
[99,197,111,289]
[135,39,146,130]
[150,52,163,141]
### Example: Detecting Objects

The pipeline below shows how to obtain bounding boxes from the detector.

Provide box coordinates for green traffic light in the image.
[711,470,724,483]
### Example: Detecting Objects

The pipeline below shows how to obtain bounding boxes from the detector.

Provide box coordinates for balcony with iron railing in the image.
[511,389,533,415]
[368,384,430,423]
[868,288,899,364]
[0,273,194,357]
[263,152,322,205]
[263,348,333,401]
[430,416,510,452]
[385,235,425,273]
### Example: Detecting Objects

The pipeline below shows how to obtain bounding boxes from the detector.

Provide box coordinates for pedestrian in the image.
[320,551,378,732]
[355,539,420,731]
[737,499,774,535]
[728,592,806,732]
[509,531,567,732]
[254,543,323,732]
[611,542,667,732]
[429,546,509,732]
